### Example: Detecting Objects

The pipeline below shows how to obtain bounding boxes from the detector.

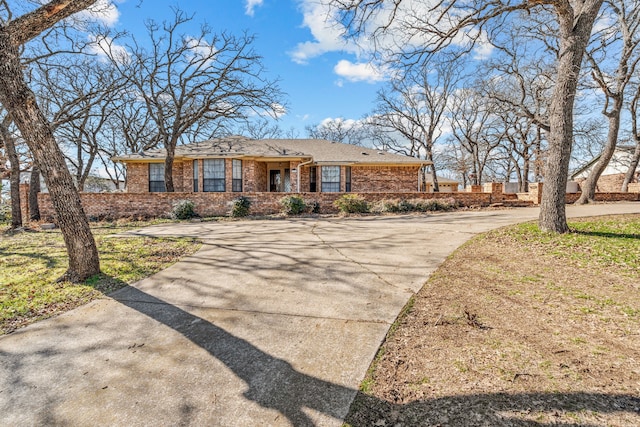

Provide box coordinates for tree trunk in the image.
[29,165,41,221]
[426,151,439,192]
[576,96,622,204]
[539,1,603,233]
[2,128,22,228]
[513,160,523,193]
[164,144,175,192]
[534,126,543,182]
[621,142,640,192]
[0,31,100,282]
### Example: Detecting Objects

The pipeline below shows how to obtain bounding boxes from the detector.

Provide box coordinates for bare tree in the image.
[305,117,366,145]
[576,0,640,203]
[328,0,606,232]
[241,118,285,139]
[622,83,640,191]
[0,0,100,281]
[0,114,21,227]
[28,164,40,220]
[439,138,472,187]
[481,36,555,190]
[33,56,126,190]
[368,60,460,191]
[103,8,284,192]
[449,86,504,186]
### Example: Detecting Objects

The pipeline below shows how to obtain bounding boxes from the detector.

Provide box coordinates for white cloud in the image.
[184,37,219,66]
[87,34,129,64]
[472,32,494,60]
[75,0,121,27]
[269,103,287,119]
[247,103,287,119]
[289,1,357,64]
[292,0,498,67]
[333,60,387,83]
[320,117,360,129]
[245,0,264,17]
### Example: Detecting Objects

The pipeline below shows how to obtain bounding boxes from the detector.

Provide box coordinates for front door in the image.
[270,169,281,192]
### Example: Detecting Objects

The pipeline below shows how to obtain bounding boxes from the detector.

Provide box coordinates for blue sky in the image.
[109,0,386,135]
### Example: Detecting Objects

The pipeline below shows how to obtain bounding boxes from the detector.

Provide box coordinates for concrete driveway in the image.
[1,203,638,426]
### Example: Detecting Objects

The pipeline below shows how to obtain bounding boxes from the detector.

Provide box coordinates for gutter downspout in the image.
[297,158,314,193]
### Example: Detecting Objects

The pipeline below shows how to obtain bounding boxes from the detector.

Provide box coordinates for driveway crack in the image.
[309,223,412,293]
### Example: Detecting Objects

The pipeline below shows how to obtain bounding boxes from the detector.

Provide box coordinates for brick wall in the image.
[172,161,185,192]
[299,164,312,193]
[126,162,150,193]
[35,191,494,221]
[183,160,195,192]
[564,192,639,203]
[351,165,420,192]
[32,188,640,222]
[575,173,640,193]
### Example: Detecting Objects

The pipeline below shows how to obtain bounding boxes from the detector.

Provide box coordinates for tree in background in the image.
[576,0,640,203]
[305,117,366,145]
[101,8,284,192]
[0,114,22,228]
[0,0,101,281]
[448,85,504,186]
[328,0,605,232]
[622,83,640,191]
[367,60,461,191]
[32,54,126,191]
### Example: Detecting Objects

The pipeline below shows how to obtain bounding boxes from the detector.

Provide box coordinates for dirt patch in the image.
[347,215,640,426]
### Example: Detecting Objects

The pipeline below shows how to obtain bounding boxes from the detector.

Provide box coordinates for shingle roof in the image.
[112,136,431,166]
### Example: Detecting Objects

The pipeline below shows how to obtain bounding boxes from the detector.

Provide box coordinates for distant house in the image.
[15,172,124,193]
[113,136,448,194]
[571,146,640,192]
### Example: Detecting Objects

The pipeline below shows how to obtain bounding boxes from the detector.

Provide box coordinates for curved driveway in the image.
[1,203,638,426]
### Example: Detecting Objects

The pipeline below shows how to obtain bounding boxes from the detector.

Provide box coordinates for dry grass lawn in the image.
[347,214,640,427]
[0,220,201,334]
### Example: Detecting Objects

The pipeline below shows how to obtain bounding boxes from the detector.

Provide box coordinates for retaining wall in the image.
[23,184,640,223]
[35,191,495,221]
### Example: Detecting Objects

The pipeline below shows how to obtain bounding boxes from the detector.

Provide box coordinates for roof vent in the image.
[361,152,369,155]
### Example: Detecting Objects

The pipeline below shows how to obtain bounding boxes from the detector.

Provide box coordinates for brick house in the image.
[113,136,454,194]
[571,145,640,192]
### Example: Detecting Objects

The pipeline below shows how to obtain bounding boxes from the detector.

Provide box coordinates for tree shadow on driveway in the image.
[112,286,640,427]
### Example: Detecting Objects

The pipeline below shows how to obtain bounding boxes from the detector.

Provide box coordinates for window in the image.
[193,160,199,192]
[149,163,165,192]
[284,169,291,192]
[309,167,317,192]
[203,159,225,192]
[232,159,242,192]
[345,166,352,192]
[321,166,340,192]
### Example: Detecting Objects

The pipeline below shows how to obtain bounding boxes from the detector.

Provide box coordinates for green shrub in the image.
[397,199,414,212]
[230,196,251,218]
[0,204,10,224]
[280,195,306,215]
[370,199,401,213]
[171,199,196,220]
[413,198,457,212]
[334,194,369,214]
[309,200,321,214]
[370,197,459,214]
